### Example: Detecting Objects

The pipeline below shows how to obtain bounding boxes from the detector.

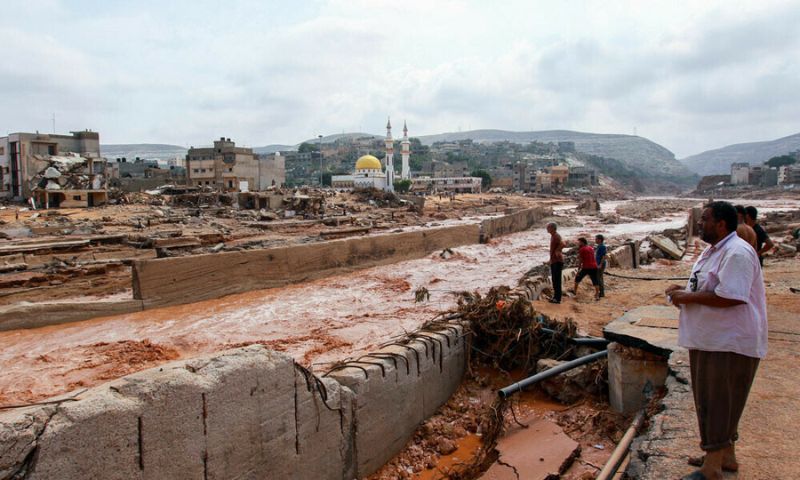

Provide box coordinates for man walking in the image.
[744,206,774,266]
[572,237,600,300]
[547,222,565,304]
[666,201,766,480]
[595,234,607,298]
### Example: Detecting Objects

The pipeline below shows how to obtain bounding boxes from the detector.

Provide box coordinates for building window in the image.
[73,195,81,201]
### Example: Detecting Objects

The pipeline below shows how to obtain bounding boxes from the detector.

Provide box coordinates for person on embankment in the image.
[666,201,766,480]
[571,237,600,301]
[734,205,757,251]
[547,222,565,304]
[744,206,774,267]
[595,234,607,298]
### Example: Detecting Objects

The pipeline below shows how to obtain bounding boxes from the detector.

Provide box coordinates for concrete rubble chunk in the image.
[0,406,56,479]
[650,234,683,260]
[536,357,606,404]
[481,417,580,480]
[43,167,61,179]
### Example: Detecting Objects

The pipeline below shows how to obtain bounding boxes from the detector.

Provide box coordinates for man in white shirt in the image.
[666,201,766,480]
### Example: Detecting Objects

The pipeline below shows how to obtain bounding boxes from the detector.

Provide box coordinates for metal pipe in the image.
[539,327,609,347]
[595,410,645,480]
[498,350,608,399]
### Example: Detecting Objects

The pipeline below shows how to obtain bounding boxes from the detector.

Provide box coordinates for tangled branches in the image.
[451,286,577,373]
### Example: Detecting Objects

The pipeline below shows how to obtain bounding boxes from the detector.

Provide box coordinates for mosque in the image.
[331,118,411,192]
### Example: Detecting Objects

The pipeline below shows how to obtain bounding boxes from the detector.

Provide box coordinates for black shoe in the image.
[549,299,561,304]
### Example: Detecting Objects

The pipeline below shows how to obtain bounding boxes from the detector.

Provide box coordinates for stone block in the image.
[28,390,143,480]
[293,375,356,480]
[608,342,668,414]
[187,347,297,480]
[0,406,55,479]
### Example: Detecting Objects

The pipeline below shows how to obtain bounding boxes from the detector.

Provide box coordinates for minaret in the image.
[401,120,411,180]
[384,117,395,192]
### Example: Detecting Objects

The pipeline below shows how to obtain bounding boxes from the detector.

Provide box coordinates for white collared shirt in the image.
[678,231,768,358]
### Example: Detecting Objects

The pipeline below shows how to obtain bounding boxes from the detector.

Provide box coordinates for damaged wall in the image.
[480,206,552,242]
[0,326,466,480]
[132,224,480,308]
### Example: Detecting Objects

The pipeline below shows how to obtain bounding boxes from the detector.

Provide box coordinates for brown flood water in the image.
[0,211,688,405]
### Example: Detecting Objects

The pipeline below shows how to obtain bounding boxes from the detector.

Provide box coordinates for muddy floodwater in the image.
[0,198,795,405]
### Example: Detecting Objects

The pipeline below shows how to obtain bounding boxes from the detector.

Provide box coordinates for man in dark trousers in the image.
[547,222,565,304]
[595,234,607,298]
[666,201,766,480]
[744,206,773,266]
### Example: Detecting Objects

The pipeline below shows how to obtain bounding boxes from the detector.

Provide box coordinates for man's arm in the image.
[758,236,774,257]
[670,290,746,308]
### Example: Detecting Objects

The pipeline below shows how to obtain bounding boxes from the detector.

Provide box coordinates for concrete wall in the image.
[132,224,480,308]
[0,326,466,480]
[480,206,552,242]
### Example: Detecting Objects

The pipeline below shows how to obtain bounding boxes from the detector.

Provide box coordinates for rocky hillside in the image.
[680,132,800,176]
[416,129,692,180]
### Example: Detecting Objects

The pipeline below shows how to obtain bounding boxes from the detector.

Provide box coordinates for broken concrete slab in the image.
[650,234,684,260]
[481,416,580,480]
[603,305,680,357]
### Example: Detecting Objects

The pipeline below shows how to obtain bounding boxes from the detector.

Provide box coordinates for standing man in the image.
[547,222,565,304]
[744,206,774,266]
[572,237,600,300]
[666,201,766,480]
[734,205,757,250]
[595,234,607,298]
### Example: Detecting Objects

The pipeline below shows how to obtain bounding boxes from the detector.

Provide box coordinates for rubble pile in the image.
[28,154,104,192]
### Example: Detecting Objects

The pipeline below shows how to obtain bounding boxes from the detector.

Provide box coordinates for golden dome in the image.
[355,155,382,171]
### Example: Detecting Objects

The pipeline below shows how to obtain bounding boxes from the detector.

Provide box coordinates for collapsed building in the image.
[0,130,108,208]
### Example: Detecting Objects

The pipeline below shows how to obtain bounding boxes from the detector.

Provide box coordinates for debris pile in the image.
[29,154,105,192]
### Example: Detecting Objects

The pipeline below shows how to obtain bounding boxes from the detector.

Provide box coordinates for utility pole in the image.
[52,113,56,133]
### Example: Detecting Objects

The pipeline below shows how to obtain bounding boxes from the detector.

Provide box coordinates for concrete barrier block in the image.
[328,354,424,477]
[416,329,466,418]
[188,347,297,480]
[27,391,143,480]
[110,364,210,479]
[0,406,56,479]
[293,374,356,480]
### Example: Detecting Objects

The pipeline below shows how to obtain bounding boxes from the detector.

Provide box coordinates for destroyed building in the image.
[0,130,108,207]
[186,137,285,192]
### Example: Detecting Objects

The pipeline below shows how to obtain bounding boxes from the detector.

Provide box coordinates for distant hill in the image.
[302,129,691,179]
[253,144,294,155]
[680,132,800,176]
[416,129,691,179]
[101,144,187,160]
[104,129,693,181]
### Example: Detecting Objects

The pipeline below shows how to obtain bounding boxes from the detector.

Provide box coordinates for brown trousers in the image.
[689,349,760,451]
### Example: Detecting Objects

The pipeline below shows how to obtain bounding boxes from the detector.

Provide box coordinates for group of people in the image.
[546,222,607,303]
[546,201,768,480]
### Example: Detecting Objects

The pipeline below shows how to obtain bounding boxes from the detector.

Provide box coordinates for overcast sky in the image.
[1,0,799,157]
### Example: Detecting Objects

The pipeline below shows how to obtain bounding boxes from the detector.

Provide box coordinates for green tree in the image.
[765,155,797,168]
[298,142,319,153]
[471,169,492,188]
[321,172,332,187]
[393,179,412,193]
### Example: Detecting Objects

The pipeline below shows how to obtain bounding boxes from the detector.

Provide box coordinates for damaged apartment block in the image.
[0,130,108,208]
